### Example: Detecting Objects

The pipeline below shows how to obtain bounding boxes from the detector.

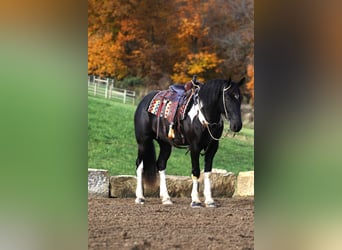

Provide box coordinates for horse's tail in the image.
[139,138,158,187]
[135,91,159,187]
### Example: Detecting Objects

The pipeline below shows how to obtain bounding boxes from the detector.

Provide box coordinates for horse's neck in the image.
[199,97,222,124]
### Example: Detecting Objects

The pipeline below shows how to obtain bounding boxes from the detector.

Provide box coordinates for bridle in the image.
[197,84,232,141]
[222,84,232,122]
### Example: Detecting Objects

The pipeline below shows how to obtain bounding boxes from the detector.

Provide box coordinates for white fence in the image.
[88,77,136,105]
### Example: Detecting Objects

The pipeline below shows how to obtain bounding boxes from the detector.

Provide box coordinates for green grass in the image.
[88,95,254,176]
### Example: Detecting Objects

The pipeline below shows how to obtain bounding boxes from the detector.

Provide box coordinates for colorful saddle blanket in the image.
[148,85,193,124]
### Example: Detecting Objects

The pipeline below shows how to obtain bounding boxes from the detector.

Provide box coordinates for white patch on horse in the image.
[188,101,208,126]
[159,170,172,204]
[198,110,208,126]
[191,175,201,203]
[135,161,145,204]
[203,172,215,206]
[197,100,209,126]
[188,104,198,123]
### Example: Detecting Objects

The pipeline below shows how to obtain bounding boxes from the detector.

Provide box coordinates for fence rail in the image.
[88,76,135,105]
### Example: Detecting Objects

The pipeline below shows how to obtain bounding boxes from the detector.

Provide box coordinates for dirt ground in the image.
[88,197,254,250]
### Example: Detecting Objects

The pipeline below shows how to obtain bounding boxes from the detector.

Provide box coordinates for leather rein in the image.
[197,84,232,141]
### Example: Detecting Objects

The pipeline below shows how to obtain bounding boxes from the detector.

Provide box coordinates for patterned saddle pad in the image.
[148,86,192,124]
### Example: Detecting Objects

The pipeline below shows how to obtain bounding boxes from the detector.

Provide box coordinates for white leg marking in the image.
[204,172,216,207]
[159,170,172,205]
[191,175,201,203]
[135,161,145,204]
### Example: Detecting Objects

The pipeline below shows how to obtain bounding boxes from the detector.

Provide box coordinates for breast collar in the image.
[188,88,208,126]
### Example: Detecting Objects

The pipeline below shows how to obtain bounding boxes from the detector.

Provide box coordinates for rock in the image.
[109,175,191,198]
[109,175,137,198]
[234,171,254,197]
[198,170,236,197]
[211,168,228,174]
[109,169,236,198]
[165,175,193,197]
[88,168,110,197]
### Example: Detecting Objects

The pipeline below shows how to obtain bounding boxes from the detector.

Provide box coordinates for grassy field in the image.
[88,95,254,176]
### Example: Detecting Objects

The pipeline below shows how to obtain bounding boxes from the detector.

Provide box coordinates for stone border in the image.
[88,168,110,197]
[233,171,254,197]
[88,169,254,198]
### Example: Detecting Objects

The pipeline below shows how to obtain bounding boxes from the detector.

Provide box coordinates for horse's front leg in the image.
[157,141,173,205]
[203,141,219,208]
[190,148,202,208]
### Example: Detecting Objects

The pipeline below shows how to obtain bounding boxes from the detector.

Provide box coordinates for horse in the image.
[134,77,245,207]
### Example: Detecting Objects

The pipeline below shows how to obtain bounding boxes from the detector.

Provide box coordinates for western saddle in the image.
[147,76,201,139]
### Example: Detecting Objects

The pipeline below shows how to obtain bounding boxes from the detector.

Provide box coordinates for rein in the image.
[198,84,232,141]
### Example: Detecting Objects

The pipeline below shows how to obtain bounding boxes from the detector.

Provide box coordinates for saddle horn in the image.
[191,75,200,87]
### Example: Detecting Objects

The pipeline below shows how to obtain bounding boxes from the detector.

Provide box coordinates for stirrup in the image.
[168,123,175,139]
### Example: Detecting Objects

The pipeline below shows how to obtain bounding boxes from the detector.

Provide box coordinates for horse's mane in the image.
[199,79,227,106]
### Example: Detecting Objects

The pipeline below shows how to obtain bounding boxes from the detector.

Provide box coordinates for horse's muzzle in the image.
[230,121,242,132]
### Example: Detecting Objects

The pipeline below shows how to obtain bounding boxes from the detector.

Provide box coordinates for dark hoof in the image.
[135,198,145,204]
[205,202,217,208]
[190,201,203,208]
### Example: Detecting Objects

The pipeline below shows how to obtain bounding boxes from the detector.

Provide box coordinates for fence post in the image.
[94,77,97,96]
[109,82,113,99]
[123,89,126,104]
[105,78,109,98]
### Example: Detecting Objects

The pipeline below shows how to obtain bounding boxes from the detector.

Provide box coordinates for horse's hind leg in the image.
[157,141,173,205]
[135,162,145,204]
[135,144,145,204]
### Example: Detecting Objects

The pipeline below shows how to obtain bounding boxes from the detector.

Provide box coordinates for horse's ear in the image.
[238,77,246,87]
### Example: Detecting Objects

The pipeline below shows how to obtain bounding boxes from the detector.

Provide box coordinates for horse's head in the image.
[222,77,245,132]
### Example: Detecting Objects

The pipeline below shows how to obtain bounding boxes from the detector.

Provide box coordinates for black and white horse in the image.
[134,78,245,207]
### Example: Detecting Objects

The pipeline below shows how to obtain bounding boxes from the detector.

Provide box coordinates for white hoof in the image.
[135,198,145,204]
[205,202,216,208]
[162,198,173,205]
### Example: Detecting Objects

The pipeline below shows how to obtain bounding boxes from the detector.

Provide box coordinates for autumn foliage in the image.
[88,0,254,103]
[246,63,254,105]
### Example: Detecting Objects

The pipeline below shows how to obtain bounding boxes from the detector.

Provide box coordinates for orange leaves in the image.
[88,32,127,79]
[172,52,222,83]
[118,19,141,42]
[177,14,208,40]
[246,63,254,104]
[87,0,254,102]
[172,0,222,83]
[188,53,222,74]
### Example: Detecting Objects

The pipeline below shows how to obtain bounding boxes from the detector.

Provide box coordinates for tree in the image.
[88,0,137,78]
[87,0,254,102]
[206,0,254,79]
[171,0,222,83]
[88,31,127,78]
[172,52,222,83]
